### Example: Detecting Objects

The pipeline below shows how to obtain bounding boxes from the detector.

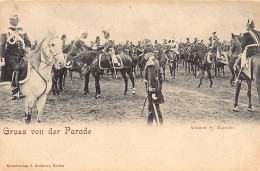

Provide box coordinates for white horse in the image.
[0,32,65,123]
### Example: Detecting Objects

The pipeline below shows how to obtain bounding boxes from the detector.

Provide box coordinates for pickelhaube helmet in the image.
[9,13,19,20]
[247,19,255,30]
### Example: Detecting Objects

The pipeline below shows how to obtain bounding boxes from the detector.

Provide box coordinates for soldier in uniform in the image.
[143,39,164,125]
[123,40,131,56]
[100,30,120,67]
[193,37,198,45]
[185,38,191,47]
[66,31,92,65]
[0,13,31,100]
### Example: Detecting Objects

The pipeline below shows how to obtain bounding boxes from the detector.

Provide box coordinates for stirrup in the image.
[12,91,25,100]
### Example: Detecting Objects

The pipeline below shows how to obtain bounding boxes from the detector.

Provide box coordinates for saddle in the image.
[99,53,123,70]
[0,58,29,85]
[216,49,229,65]
[234,45,260,80]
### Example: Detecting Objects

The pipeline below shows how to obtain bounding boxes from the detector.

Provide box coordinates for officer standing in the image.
[0,13,31,100]
[143,39,164,125]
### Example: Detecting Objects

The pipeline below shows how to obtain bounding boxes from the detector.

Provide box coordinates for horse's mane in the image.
[27,38,46,70]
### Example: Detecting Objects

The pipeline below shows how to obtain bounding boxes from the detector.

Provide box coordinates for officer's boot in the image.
[11,71,25,100]
[11,71,19,100]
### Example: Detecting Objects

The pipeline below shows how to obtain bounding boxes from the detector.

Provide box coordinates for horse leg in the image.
[173,62,176,79]
[121,70,128,95]
[208,69,213,88]
[132,65,136,78]
[94,73,101,98]
[218,67,220,79]
[36,95,47,122]
[52,79,56,95]
[169,63,173,77]
[247,80,252,111]
[256,67,260,101]
[198,69,204,88]
[69,70,72,82]
[63,68,67,86]
[58,70,63,92]
[127,69,136,94]
[229,66,235,86]
[222,66,225,75]
[233,81,242,112]
[84,72,90,95]
[24,97,34,124]
[163,66,166,81]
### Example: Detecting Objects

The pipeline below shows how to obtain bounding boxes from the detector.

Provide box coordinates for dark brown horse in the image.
[71,51,135,98]
[232,32,260,111]
[156,49,167,81]
[51,43,72,95]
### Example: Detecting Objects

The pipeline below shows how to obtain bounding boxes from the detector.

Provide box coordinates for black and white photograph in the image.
[0,1,260,170]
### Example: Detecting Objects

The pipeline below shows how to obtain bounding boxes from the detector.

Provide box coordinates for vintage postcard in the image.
[0,1,260,170]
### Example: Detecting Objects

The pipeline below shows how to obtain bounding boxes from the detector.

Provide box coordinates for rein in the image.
[31,38,60,100]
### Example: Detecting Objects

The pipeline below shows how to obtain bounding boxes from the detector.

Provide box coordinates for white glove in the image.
[152,94,157,100]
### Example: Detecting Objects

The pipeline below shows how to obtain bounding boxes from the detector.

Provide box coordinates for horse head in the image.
[42,32,65,70]
[80,51,99,75]
[231,33,243,56]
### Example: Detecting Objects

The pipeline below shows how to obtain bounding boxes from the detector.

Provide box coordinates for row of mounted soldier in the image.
[0,13,259,124]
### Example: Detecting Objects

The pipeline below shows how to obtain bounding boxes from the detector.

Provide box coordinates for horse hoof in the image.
[233,107,239,112]
[96,95,101,98]
[247,107,252,111]
[25,116,31,124]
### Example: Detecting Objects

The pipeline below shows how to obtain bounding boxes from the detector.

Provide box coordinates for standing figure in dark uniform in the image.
[123,40,131,56]
[0,14,31,100]
[143,39,164,125]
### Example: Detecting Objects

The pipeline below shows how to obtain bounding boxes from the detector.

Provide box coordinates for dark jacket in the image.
[144,57,164,104]
[0,26,31,60]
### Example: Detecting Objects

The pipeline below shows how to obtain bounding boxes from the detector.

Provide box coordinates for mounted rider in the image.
[0,13,31,100]
[143,39,164,125]
[91,36,102,53]
[66,31,92,66]
[234,20,260,81]
[100,30,120,67]
[123,40,132,56]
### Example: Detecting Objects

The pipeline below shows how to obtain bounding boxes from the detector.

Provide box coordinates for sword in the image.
[141,95,148,117]
[152,100,160,125]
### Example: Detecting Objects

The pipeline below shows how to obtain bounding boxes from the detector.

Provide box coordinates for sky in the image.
[0,1,259,45]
